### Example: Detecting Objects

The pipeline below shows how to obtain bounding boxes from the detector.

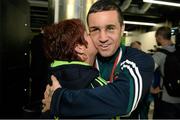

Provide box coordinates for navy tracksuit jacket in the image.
[50,46,154,118]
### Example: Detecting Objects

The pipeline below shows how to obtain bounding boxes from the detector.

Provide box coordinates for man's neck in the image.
[97,47,120,62]
[95,47,122,82]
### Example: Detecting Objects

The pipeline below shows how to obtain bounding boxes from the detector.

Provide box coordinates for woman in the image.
[41,19,107,118]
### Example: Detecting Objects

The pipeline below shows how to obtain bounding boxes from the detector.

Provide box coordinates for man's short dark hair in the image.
[87,0,124,26]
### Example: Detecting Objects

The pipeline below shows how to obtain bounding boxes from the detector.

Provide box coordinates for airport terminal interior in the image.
[0,0,180,119]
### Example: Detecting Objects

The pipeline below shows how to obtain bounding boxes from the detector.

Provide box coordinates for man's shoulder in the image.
[122,46,154,70]
[124,46,152,60]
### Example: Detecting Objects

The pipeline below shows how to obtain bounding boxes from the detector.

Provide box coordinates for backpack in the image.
[158,48,180,97]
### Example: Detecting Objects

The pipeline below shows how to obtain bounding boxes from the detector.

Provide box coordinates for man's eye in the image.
[107,27,115,31]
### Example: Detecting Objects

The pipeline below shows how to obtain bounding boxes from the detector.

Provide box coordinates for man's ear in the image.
[121,24,125,36]
[75,44,85,54]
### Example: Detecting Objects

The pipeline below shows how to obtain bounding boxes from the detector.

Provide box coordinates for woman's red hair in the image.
[43,19,87,62]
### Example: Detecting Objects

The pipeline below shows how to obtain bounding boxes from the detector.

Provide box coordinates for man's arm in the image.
[50,69,154,118]
[42,75,61,112]
[152,51,166,70]
[49,50,154,118]
[50,71,130,118]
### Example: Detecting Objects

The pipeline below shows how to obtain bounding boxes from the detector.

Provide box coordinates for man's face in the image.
[88,10,124,57]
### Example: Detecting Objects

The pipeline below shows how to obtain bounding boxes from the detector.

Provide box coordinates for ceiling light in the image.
[143,0,180,7]
[124,21,158,26]
[123,31,128,34]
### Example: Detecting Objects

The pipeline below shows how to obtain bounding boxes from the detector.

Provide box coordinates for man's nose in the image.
[99,30,108,43]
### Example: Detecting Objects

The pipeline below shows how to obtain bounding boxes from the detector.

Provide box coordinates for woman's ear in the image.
[75,44,88,61]
[75,44,85,54]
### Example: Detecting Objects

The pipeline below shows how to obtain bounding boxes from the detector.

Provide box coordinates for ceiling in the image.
[28,0,180,32]
[118,0,180,31]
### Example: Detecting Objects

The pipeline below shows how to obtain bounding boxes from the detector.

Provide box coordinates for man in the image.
[152,26,180,119]
[43,0,154,118]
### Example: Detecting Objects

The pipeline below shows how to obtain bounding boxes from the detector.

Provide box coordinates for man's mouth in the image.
[99,44,110,50]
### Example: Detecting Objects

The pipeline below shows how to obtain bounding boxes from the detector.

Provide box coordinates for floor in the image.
[148,101,154,119]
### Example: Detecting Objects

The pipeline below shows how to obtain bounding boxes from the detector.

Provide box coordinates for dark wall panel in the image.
[0,0,3,113]
[1,0,31,118]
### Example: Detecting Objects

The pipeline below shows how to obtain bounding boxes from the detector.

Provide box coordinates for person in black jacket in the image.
[41,19,107,116]
[152,26,180,119]
[43,0,154,118]
[29,27,50,114]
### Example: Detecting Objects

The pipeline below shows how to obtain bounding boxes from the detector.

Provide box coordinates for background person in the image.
[130,41,142,50]
[152,26,180,119]
[130,40,153,119]
[30,27,49,102]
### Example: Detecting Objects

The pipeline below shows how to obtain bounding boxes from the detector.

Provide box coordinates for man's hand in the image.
[41,75,61,112]
[150,86,161,94]
[50,75,61,91]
